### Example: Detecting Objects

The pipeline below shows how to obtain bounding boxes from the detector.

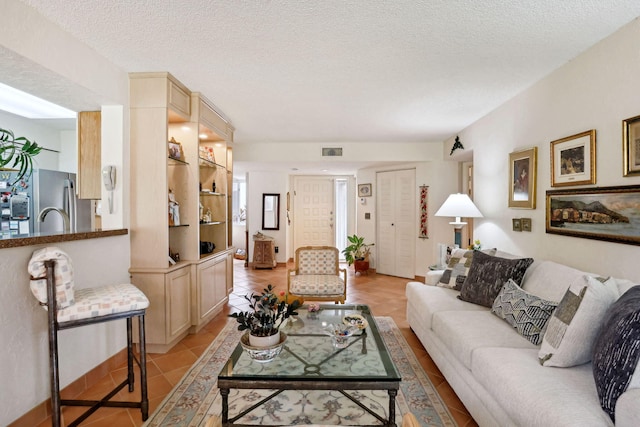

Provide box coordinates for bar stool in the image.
[28,248,149,427]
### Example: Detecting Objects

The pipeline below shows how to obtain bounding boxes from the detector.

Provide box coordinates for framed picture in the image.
[546,185,640,246]
[521,218,532,232]
[168,137,184,160]
[509,147,537,209]
[358,183,372,197]
[623,115,640,176]
[551,130,596,187]
[512,218,522,232]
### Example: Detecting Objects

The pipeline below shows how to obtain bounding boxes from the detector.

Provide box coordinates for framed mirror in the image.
[262,193,280,230]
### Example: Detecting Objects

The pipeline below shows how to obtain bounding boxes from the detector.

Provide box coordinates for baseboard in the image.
[8,348,128,427]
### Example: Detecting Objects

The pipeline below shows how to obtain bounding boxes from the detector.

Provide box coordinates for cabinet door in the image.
[77,111,101,199]
[166,266,191,340]
[196,255,228,324]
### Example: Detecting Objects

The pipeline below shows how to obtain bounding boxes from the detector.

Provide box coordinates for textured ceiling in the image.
[17,1,640,145]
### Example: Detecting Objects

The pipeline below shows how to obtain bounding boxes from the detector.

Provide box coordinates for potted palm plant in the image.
[0,128,42,184]
[229,284,301,347]
[342,234,374,274]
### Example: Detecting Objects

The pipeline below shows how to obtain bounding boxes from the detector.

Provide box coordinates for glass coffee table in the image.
[218,304,401,426]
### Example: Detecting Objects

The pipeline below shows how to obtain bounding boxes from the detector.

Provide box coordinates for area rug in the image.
[143,317,457,426]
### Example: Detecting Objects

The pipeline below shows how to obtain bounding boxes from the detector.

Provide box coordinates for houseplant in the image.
[229,284,301,347]
[342,234,374,273]
[0,128,42,184]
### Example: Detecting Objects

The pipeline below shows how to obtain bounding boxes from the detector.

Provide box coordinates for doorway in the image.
[376,169,416,278]
[292,176,351,256]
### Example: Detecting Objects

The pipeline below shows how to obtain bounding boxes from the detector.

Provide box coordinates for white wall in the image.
[0,2,130,424]
[451,17,640,282]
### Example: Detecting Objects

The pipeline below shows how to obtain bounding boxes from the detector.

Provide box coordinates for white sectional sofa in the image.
[406,250,640,427]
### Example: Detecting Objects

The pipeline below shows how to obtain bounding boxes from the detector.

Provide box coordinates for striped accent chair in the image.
[287,246,347,304]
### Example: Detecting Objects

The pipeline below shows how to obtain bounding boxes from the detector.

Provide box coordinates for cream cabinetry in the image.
[192,251,231,331]
[129,264,192,352]
[129,73,234,352]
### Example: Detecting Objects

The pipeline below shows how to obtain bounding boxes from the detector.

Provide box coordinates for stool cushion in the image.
[56,283,149,323]
[29,247,75,309]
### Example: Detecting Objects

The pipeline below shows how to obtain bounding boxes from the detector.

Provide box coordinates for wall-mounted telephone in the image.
[102,166,116,191]
[102,166,116,213]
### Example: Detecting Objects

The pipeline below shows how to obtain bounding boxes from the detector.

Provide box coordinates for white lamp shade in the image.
[435,193,483,219]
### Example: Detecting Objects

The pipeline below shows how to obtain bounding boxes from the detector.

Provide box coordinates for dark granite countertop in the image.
[0,228,128,249]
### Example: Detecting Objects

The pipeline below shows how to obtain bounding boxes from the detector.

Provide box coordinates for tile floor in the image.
[36,260,478,427]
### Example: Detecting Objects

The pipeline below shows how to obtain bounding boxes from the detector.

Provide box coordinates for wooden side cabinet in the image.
[253,239,276,269]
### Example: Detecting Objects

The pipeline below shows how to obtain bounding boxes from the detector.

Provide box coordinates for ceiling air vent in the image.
[322,147,343,157]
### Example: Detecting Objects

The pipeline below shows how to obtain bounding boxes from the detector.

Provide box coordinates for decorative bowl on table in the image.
[324,323,358,348]
[343,314,368,330]
[240,331,287,363]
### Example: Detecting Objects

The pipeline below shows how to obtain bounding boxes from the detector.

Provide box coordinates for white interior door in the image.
[293,177,335,250]
[376,169,415,278]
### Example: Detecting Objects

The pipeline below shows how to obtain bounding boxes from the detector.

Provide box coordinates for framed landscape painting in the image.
[623,115,640,176]
[546,185,640,246]
[509,147,537,209]
[550,130,596,187]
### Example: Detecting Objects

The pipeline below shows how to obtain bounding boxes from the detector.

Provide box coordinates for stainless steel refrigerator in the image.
[32,169,92,234]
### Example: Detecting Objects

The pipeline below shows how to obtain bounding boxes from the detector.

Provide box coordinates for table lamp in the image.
[435,193,483,247]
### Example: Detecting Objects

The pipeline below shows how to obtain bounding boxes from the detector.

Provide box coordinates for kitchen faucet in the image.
[37,207,71,233]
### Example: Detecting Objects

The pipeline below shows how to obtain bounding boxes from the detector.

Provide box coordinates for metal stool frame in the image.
[44,260,149,427]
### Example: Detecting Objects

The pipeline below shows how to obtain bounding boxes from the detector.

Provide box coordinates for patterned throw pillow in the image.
[592,286,640,422]
[538,275,618,367]
[492,279,557,345]
[438,248,497,290]
[458,251,534,307]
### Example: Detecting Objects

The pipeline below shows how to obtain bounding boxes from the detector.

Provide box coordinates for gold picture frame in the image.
[550,130,596,187]
[509,147,537,209]
[623,115,640,176]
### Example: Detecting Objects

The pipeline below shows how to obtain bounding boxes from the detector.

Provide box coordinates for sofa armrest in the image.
[425,270,444,286]
[616,388,640,427]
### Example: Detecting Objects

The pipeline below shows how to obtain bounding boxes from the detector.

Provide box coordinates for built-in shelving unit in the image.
[129,73,235,352]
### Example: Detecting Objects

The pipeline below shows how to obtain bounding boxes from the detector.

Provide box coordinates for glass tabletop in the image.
[219,304,400,383]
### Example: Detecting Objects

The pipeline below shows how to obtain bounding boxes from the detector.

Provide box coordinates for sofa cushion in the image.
[438,248,497,290]
[538,275,618,367]
[431,310,536,369]
[458,251,534,307]
[592,286,640,422]
[405,281,486,330]
[472,347,613,427]
[492,279,557,345]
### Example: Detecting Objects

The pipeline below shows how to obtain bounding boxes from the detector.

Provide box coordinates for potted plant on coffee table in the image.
[342,234,374,274]
[229,284,301,348]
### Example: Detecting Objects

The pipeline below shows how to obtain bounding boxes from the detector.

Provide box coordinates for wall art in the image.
[551,130,596,187]
[358,183,372,197]
[623,115,640,176]
[509,147,537,209]
[546,185,640,246]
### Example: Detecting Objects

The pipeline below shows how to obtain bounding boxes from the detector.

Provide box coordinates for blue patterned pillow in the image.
[592,286,640,422]
[492,279,557,345]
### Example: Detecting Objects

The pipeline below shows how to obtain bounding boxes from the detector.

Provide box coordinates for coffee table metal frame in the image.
[218,304,401,427]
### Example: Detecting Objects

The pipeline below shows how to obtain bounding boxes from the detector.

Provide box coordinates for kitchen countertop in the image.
[0,228,128,249]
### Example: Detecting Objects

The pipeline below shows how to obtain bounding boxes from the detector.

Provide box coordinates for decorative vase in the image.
[354,259,369,274]
[248,331,281,347]
[241,331,287,363]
